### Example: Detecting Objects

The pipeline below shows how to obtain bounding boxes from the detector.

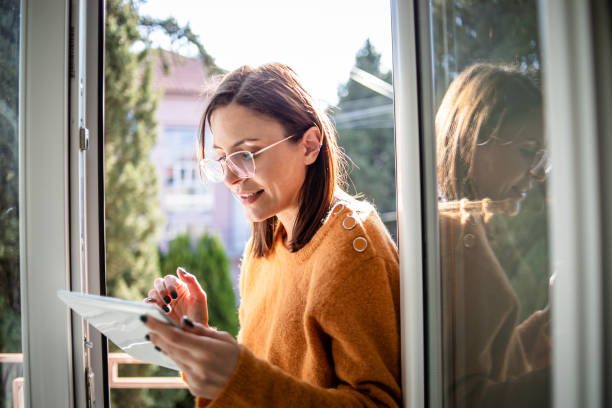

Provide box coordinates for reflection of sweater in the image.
[439,214,550,408]
[200,200,402,407]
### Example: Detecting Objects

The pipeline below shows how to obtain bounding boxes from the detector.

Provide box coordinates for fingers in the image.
[177,267,207,301]
[163,275,180,301]
[147,288,171,313]
[144,314,231,353]
[181,316,233,342]
[146,289,164,307]
[154,277,173,305]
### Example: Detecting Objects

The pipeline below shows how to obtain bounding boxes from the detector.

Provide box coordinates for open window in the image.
[4,0,610,407]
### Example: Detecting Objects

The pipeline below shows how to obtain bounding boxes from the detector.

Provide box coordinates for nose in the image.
[223,167,243,187]
[529,163,549,182]
[529,150,550,182]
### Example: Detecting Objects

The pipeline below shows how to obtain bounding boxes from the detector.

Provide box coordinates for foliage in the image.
[431,0,541,105]
[105,0,163,302]
[104,1,223,406]
[0,0,21,356]
[159,233,238,337]
[334,40,396,215]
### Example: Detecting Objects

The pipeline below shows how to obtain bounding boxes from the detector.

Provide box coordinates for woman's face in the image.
[471,113,544,215]
[209,103,309,223]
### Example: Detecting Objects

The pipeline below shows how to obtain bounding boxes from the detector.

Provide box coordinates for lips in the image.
[236,189,264,205]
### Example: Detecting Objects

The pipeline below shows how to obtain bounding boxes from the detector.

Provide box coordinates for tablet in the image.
[57,290,180,371]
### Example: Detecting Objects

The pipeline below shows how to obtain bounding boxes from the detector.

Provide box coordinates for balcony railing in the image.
[0,352,187,407]
[108,353,187,389]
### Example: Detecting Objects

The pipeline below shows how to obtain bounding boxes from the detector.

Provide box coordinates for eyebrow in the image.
[212,138,260,150]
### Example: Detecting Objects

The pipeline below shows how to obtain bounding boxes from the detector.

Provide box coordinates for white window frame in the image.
[390,1,608,408]
[20,0,106,406]
[390,1,426,407]
[21,0,74,406]
[540,1,605,407]
[18,0,609,407]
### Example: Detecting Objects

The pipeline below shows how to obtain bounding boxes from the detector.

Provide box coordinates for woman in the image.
[142,63,402,407]
[436,63,551,408]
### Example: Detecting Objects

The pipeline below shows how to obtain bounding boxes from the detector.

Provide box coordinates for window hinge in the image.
[85,366,95,408]
[80,127,89,151]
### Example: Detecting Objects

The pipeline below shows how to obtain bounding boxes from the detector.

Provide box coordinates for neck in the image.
[276,207,300,246]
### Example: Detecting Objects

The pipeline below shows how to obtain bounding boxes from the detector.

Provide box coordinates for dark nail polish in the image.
[145,334,150,341]
[183,316,194,328]
[140,315,147,323]
[164,295,171,304]
[171,291,178,299]
[155,346,162,352]
[162,305,170,313]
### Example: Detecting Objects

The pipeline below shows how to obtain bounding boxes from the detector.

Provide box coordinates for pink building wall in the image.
[149,51,250,297]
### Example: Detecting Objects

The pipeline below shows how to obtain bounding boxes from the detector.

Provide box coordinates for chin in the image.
[243,208,275,223]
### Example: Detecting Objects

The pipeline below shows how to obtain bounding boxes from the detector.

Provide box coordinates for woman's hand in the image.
[145,267,209,325]
[143,314,241,400]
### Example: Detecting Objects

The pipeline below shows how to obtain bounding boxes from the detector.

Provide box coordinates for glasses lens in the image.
[227,151,255,179]
[200,159,224,183]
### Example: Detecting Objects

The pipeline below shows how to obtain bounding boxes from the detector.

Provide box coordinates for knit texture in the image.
[439,213,550,408]
[197,200,402,407]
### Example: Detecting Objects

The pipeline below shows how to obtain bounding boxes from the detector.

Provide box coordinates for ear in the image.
[300,126,322,165]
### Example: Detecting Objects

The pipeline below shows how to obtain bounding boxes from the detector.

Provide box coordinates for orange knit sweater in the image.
[198,200,402,407]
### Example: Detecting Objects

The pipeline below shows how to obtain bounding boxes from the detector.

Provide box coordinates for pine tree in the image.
[104,0,163,301]
[159,233,238,337]
[335,40,396,217]
[0,0,22,357]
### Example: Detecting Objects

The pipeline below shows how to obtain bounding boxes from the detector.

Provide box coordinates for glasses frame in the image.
[477,135,550,179]
[200,134,296,183]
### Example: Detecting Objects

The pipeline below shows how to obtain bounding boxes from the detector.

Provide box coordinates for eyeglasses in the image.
[199,134,296,183]
[528,148,550,180]
[478,135,550,180]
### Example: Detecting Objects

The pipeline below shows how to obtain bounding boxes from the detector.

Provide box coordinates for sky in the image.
[139,0,393,106]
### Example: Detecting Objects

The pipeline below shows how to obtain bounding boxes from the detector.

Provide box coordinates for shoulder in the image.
[313,197,398,272]
[308,199,400,319]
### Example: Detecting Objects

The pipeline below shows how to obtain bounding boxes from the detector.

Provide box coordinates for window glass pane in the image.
[0,0,23,406]
[429,1,551,407]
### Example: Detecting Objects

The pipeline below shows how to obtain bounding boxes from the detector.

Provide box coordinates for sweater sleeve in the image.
[200,255,402,408]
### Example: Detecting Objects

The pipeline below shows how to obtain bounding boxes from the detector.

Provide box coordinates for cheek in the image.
[258,150,307,189]
[472,149,507,197]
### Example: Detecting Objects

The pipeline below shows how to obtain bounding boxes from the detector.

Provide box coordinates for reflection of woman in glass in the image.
[142,63,402,407]
[436,64,551,408]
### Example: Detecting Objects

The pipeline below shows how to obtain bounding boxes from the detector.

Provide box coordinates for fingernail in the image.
[155,346,162,352]
[140,315,147,323]
[182,316,194,328]
[146,297,153,303]
[171,291,178,299]
[145,334,150,341]
[162,305,170,313]
[164,295,171,304]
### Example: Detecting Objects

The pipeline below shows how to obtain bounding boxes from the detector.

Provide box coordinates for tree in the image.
[0,1,24,406]
[0,0,21,353]
[104,1,222,406]
[432,0,541,105]
[159,233,238,337]
[104,0,163,302]
[334,40,396,219]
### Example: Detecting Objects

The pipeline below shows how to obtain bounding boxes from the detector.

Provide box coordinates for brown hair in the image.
[199,63,345,257]
[436,63,542,201]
